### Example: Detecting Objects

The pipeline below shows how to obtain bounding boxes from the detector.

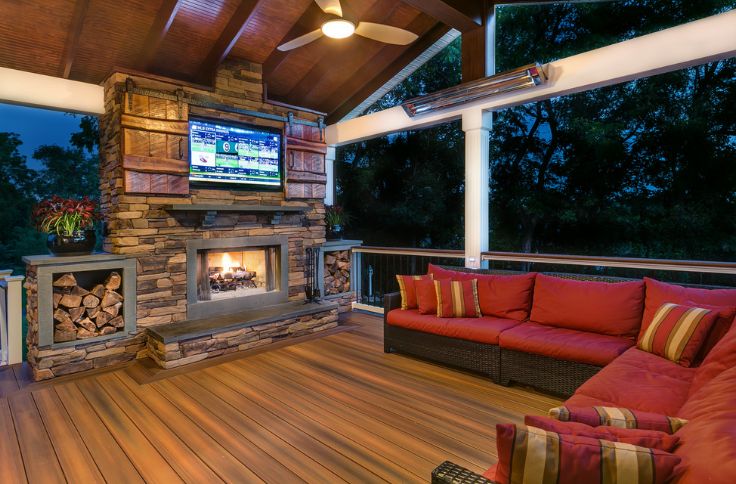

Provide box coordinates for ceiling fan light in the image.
[321,19,355,39]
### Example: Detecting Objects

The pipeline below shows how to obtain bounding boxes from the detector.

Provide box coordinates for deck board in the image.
[0,312,561,482]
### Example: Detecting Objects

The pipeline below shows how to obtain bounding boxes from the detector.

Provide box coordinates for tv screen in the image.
[189,118,283,188]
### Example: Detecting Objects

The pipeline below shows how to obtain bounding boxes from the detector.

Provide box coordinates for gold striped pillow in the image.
[396,274,432,310]
[637,302,718,366]
[549,406,688,434]
[496,424,681,484]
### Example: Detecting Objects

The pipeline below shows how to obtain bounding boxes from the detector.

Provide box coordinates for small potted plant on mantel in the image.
[33,196,99,256]
[325,204,350,240]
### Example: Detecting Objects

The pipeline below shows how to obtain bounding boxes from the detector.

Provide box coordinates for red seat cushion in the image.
[571,348,694,415]
[641,277,736,352]
[386,309,520,345]
[428,264,536,321]
[529,274,645,337]
[498,321,634,366]
[674,366,736,484]
[524,415,681,451]
[637,303,718,367]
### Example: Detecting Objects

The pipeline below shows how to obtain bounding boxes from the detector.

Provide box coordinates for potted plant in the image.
[325,205,349,240]
[33,196,99,256]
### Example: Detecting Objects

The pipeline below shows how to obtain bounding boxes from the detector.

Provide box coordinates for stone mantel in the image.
[165,203,308,227]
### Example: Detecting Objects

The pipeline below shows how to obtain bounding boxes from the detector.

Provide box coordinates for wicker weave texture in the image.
[500,348,601,397]
[384,323,501,382]
[432,461,496,484]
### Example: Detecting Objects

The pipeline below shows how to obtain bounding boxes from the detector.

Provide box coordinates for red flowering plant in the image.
[32,196,99,236]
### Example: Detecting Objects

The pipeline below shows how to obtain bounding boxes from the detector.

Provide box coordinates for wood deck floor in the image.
[0,312,560,483]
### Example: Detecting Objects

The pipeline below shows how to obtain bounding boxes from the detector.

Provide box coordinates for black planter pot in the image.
[47,230,96,256]
[327,224,343,240]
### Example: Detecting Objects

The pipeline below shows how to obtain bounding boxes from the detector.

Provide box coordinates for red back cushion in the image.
[415,278,438,315]
[427,264,535,320]
[641,277,736,347]
[529,274,645,337]
[637,303,718,367]
[689,321,736,397]
[434,279,481,318]
[395,274,432,310]
[495,424,681,484]
[524,415,680,451]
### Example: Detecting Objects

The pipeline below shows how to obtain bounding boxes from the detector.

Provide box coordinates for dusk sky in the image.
[0,102,81,170]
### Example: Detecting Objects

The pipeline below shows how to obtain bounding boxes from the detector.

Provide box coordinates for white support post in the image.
[0,273,24,366]
[462,109,492,269]
[325,146,336,206]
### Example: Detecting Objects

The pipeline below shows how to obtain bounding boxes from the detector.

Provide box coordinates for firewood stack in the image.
[324,250,351,295]
[53,272,124,342]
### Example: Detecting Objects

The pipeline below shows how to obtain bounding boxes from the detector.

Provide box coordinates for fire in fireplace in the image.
[197,247,279,301]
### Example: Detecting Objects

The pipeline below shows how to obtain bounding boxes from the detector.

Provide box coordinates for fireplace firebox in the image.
[187,236,289,319]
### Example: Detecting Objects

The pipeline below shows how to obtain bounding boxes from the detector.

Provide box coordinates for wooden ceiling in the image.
[0,0,520,121]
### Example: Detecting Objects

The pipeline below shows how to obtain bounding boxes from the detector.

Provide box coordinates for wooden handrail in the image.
[353,246,465,259]
[482,251,736,275]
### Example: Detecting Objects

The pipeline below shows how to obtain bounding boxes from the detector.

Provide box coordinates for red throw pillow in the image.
[641,277,736,343]
[689,322,736,397]
[428,264,536,320]
[396,274,432,310]
[637,303,718,366]
[684,300,736,363]
[415,278,438,315]
[548,406,688,434]
[529,274,645,337]
[495,424,681,484]
[434,279,481,318]
[524,415,680,452]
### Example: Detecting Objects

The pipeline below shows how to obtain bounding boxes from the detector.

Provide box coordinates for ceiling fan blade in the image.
[277,29,324,51]
[315,0,342,17]
[354,22,418,45]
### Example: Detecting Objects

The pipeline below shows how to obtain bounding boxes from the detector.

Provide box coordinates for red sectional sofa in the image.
[381,266,736,483]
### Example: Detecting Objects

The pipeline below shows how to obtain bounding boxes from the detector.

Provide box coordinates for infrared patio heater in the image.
[401,63,547,117]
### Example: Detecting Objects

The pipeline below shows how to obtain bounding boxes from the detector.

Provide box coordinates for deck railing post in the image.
[0,272,24,366]
[325,146,336,206]
[352,250,363,305]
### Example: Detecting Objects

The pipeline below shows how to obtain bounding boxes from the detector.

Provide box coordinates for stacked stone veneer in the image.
[147,307,338,369]
[25,266,147,380]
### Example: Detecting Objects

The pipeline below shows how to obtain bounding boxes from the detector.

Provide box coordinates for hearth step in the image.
[145,301,339,369]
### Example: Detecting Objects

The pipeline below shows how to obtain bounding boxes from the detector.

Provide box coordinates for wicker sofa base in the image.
[432,461,495,484]
[500,348,602,397]
[384,323,501,383]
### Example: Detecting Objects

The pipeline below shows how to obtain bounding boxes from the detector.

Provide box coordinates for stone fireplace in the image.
[186,235,288,319]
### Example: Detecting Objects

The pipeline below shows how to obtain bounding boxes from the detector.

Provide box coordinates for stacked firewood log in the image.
[324,251,351,295]
[53,272,124,342]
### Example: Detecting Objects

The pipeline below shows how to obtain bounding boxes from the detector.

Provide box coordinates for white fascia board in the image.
[0,67,104,115]
[326,9,736,146]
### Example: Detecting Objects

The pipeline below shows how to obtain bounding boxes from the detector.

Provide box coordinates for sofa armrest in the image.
[384,292,401,323]
[431,461,496,484]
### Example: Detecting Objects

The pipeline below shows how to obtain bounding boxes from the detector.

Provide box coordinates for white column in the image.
[462,109,492,269]
[325,146,336,206]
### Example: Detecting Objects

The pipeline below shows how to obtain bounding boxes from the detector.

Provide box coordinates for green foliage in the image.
[0,115,100,272]
[336,0,736,261]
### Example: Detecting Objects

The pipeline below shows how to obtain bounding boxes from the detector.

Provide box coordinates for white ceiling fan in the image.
[277,0,419,51]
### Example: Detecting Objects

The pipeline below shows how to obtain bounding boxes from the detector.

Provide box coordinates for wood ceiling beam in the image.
[262,3,327,80]
[137,0,183,72]
[326,22,451,125]
[197,0,263,85]
[283,0,400,105]
[59,0,90,78]
[399,0,480,32]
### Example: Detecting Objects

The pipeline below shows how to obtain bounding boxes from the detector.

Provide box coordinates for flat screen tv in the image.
[189,117,283,189]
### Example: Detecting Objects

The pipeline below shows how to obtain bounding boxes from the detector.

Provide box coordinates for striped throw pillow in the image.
[549,406,688,434]
[434,279,481,318]
[396,274,433,310]
[495,424,681,484]
[637,302,719,366]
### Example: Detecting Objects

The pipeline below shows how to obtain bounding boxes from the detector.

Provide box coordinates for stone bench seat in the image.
[146,301,339,369]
